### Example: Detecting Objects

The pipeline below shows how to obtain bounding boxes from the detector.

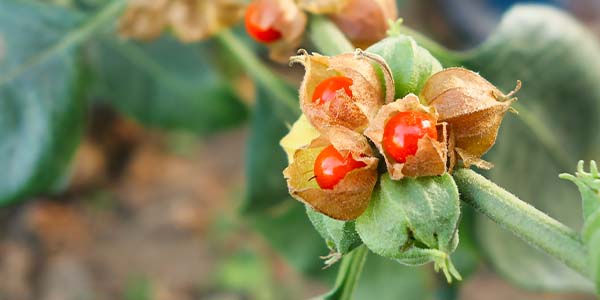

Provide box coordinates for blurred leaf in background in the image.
[0,0,92,205]
[84,35,248,135]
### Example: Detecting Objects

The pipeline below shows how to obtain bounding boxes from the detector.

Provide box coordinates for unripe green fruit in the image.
[367,35,442,99]
[356,173,462,282]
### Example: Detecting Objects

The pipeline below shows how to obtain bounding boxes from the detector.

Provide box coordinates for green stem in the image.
[0,0,127,85]
[307,15,354,55]
[321,245,369,300]
[215,30,299,117]
[453,168,589,277]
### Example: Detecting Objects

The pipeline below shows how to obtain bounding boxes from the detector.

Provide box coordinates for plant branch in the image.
[307,15,354,55]
[216,30,299,117]
[453,168,589,277]
[319,245,369,300]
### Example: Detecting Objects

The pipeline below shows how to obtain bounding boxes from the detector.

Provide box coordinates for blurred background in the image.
[1,0,599,300]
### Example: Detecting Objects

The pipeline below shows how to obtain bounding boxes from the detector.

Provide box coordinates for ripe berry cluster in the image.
[311,76,438,189]
[282,50,517,221]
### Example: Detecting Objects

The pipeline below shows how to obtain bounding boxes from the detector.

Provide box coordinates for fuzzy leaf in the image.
[306,207,363,263]
[355,173,461,281]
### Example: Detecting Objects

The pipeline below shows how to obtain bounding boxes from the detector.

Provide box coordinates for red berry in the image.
[314,145,366,190]
[244,2,283,43]
[382,111,437,163]
[311,76,353,104]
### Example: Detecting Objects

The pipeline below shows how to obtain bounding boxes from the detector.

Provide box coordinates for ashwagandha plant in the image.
[1,0,599,299]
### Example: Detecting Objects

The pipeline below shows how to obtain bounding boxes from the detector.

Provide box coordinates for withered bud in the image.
[420,68,519,169]
[283,125,378,220]
[291,50,387,133]
[364,94,448,180]
[330,0,398,49]
[250,0,307,62]
[119,0,245,42]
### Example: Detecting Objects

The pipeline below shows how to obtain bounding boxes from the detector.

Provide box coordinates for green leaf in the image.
[306,206,363,265]
[85,35,247,134]
[316,247,434,300]
[0,0,123,205]
[318,246,368,300]
[244,86,298,213]
[367,35,443,98]
[354,253,433,300]
[252,201,334,276]
[561,161,600,293]
[355,173,461,282]
[450,5,600,292]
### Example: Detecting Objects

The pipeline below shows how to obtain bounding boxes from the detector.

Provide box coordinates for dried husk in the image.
[292,52,385,133]
[421,68,517,168]
[119,0,169,40]
[283,126,378,220]
[297,0,350,14]
[364,94,447,180]
[249,0,307,62]
[330,0,397,49]
[119,0,245,42]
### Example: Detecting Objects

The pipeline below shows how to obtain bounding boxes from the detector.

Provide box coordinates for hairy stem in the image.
[321,245,369,300]
[453,168,589,276]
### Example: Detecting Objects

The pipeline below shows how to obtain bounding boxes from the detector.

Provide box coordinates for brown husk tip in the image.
[421,67,520,170]
[329,0,398,49]
[297,0,350,14]
[283,126,378,220]
[250,0,307,62]
[292,51,385,133]
[364,94,447,180]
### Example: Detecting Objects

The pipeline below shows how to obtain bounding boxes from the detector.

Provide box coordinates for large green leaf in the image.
[84,35,247,134]
[410,5,600,291]
[0,1,121,204]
